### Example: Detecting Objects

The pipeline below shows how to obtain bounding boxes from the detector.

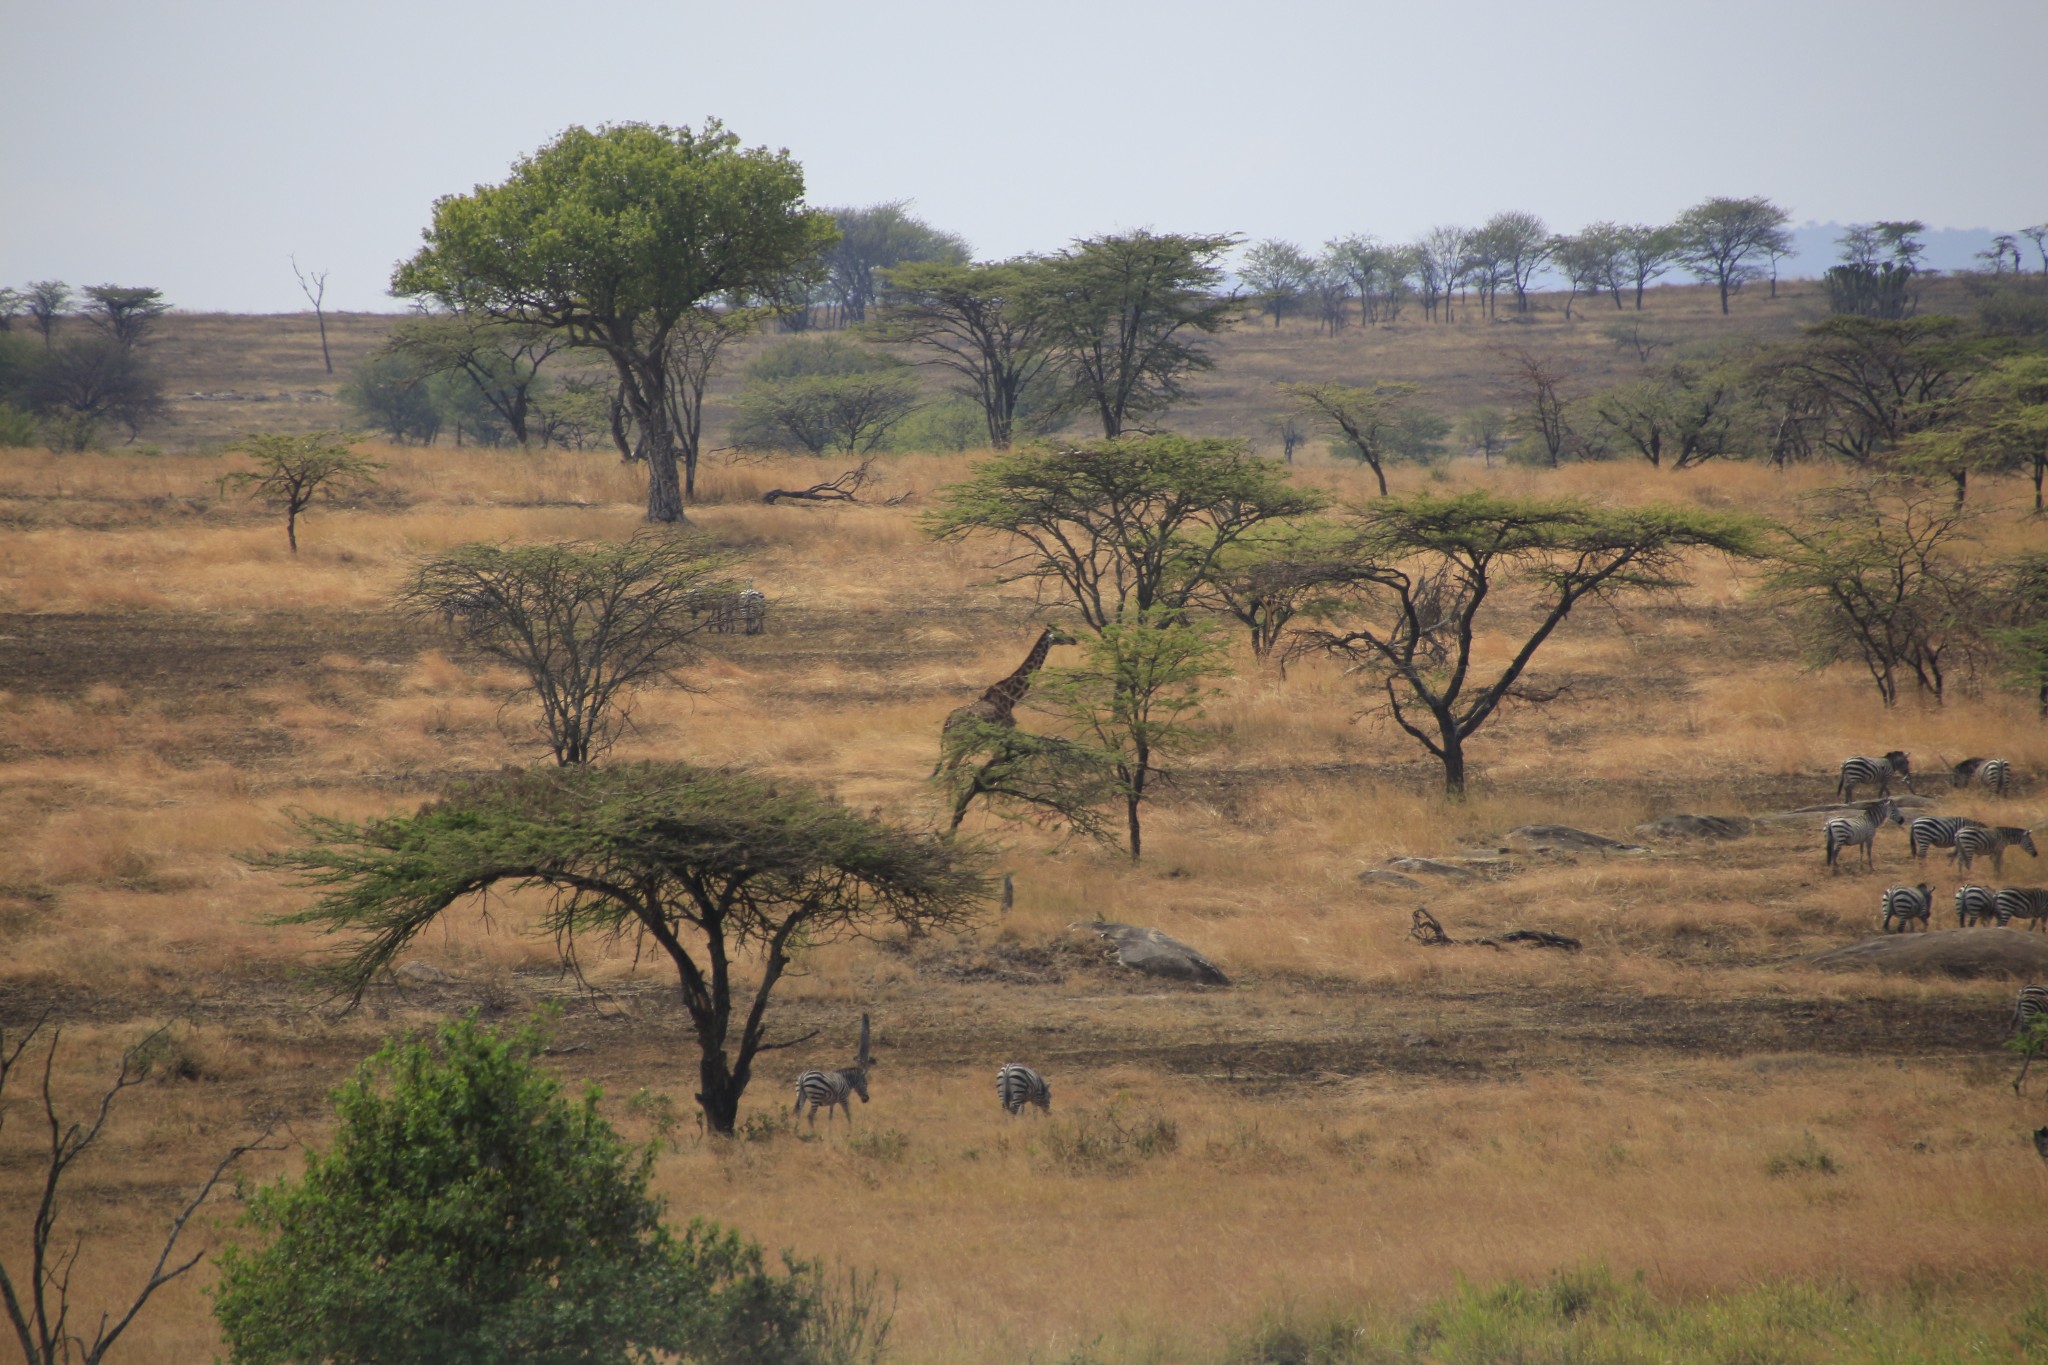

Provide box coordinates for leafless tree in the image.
[292,256,334,374]
[0,1015,277,1365]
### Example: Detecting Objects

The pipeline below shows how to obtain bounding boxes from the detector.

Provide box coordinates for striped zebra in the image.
[1951,825,2040,876]
[1908,815,1984,861]
[2013,984,2048,1033]
[1880,884,1933,933]
[995,1062,1052,1115]
[794,1014,874,1130]
[1824,799,1903,873]
[1954,884,2005,927]
[1836,751,1912,802]
[737,587,766,636]
[1950,756,2013,797]
[1994,887,2048,932]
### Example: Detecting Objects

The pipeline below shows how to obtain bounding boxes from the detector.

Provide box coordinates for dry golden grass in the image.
[3,295,2046,1362]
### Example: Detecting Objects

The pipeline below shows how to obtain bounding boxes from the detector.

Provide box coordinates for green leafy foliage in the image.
[218,430,383,552]
[927,435,1326,631]
[251,763,991,1132]
[212,1012,821,1365]
[391,120,838,522]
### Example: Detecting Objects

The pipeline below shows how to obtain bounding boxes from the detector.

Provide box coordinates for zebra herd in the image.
[1826,753,2045,936]
[792,1014,1053,1130]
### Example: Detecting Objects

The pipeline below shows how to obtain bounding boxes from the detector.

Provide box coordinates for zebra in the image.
[996,1063,1052,1115]
[1823,799,1903,873]
[2011,984,2048,1035]
[1994,887,2048,932]
[1908,815,1984,861]
[1836,751,1912,803]
[1951,826,2040,876]
[737,587,766,635]
[1880,883,1933,933]
[1949,756,2013,797]
[794,1014,873,1130]
[1954,884,2005,927]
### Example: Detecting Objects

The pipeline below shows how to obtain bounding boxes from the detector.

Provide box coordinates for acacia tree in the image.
[220,430,383,551]
[391,121,839,523]
[213,1012,829,1365]
[1617,224,1683,310]
[399,537,733,765]
[1036,615,1229,860]
[27,335,167,448]
[1768,482,1996,706]
[866,259,1055,450]
[80,286,168,348]
[819,201,969,326]
[1674,196,1792,314]
[1763,316,1994,477]
[1482,211,1553,315]
[1281,380,1434,495]
[254,763,990,1135]
[385,313,567,448]
[24,281,69,349]
[1238,239,1316,328]
[1028,229,1237,437]
[925,435,1327,631]
[1,1017,275,1365]
[1298,492,1760,794]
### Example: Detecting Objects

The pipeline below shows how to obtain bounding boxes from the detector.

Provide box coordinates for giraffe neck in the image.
[979,628,1057,719]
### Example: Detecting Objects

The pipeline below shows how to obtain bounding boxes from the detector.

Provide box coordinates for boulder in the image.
[1803,927,2048,979]
[1069,921,1230,986]
[1505,825,1646,854]
[1635,814,1755,841]
[1357,869,1424,890]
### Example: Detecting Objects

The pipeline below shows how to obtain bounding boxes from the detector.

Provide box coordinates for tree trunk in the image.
[1718,274,1731,315]
[315,310,332,375]
[695,1050,741,1137]
[1439,729,1466,797]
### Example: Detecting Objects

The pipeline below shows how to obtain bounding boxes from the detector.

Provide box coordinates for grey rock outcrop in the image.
[1070,921,1230,985]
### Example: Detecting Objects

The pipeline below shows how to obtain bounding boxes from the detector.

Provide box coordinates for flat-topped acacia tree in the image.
[390,121,838,523]
[256,763,992,1135]
[1297,492,1762,795]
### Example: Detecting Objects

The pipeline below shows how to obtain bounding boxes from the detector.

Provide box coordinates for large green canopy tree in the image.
[256,763,990,1134]
[391,122,838,523]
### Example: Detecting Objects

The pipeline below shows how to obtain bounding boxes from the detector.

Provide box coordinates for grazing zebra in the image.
[1909,815,1984,861]
[1951,825,2040,876]
[2012,984,2048,1033]
[1950,756,2013,797]
[1836,751,1912,802]
[996,1063,1052,1115]
[737,587,766,635]
[1824,799,1903,873]
[1994,887,2048,932]
[794,1014,874,1130]
[1880,884,1933,933]
[1954,884,2005,927]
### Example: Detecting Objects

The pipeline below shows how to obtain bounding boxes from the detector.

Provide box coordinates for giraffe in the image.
[934,625,1075,772]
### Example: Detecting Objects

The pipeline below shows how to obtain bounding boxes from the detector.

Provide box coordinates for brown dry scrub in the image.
[2,375,2046,1362]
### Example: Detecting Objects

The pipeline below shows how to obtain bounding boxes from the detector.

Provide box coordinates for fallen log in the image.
[1408,906,1580,952]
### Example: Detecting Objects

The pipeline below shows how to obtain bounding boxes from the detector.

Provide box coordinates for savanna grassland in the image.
[3,280,2046,1364]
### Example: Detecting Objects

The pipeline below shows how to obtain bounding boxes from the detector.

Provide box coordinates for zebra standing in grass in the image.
[737,587,767,635]
[996,1063,1052,1115]
[1994,887,2048,932]
[1951,825,2040,876]
[794,1014,874,1130]
[1909,815,1984,861]
[1950,756,2014,797]
[1824,799,1904,873]
[2013,985,2048,1033]
[1880,884,1933,933]
[1837,751,1913,802]
[1955,884,2005,927]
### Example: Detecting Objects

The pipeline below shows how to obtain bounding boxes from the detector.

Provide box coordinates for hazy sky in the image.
[6,0,2041,313]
